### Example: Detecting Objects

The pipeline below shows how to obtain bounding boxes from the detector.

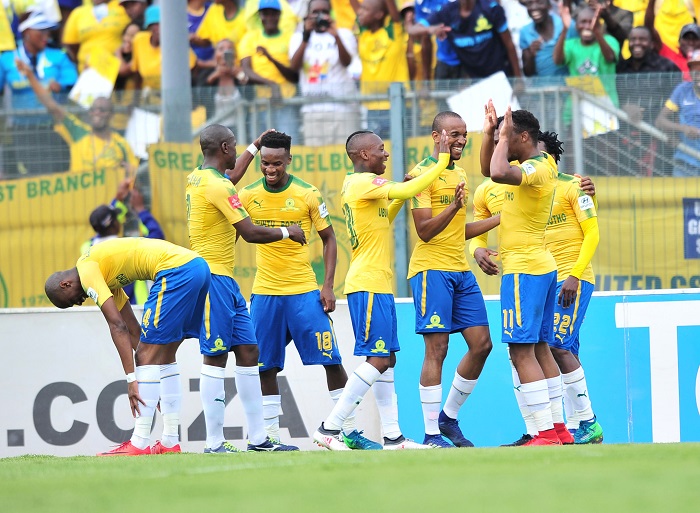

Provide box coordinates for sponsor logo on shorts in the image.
[211,337,227,352]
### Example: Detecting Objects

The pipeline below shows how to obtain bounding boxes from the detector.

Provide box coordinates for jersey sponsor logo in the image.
[86,287,98,303]
[318,202,329,218]
[425,314,445,329]
[228,194,243,209]
[116,273,129,286]
[372,177,389,187]
[521,163,536,176]
[578,195,594,211]
[252,199,264,209]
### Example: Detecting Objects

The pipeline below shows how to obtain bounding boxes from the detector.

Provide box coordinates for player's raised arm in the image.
[388,131,450,200]
[227,129,277,185]
[480,100,499,177]
[490,107,524,185]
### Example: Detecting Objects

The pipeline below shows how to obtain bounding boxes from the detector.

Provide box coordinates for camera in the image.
[315,13,330,30]
[223,49,234,68]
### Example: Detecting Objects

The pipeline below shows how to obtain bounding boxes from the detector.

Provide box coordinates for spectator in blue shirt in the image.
[656,50,700,177]
[520,0,568,78]
[0,10,76,176]
[0,10,77,125]
[413,0,522,79]
[407,0,461,80]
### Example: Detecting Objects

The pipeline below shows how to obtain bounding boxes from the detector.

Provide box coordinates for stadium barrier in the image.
[1,289,698,457]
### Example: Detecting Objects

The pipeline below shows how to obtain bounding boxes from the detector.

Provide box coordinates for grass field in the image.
[2,444,699,513]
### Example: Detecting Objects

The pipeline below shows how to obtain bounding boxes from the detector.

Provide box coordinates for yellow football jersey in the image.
[239,175,332,295]
[62,3,130,72]
[358,19,409,110]
[499,154,557,275]
[55,113,139,173]
[469,177,510,257]
[238,27,296,99]
[545,173,597,284]
[407,157,470,278]
[196,3,248,47]
[186,166,249,278]
[341,172,396,294]
[76,237,197,309]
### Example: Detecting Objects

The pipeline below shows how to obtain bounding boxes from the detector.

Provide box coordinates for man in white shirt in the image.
[289,0,361,146]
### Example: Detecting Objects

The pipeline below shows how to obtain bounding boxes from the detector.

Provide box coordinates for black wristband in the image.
[302,30,311,43]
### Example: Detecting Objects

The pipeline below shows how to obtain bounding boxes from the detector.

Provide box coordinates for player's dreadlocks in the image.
[538,130,565,164]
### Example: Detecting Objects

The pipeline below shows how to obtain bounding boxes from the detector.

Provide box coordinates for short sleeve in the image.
[667,83,684,111]
[208,181,250,225]
[77,261,114,308]
[337,28,358,58]
[472,184,491,221]
[288,31,303,60]
[570,181,597,223]
[358,174,394,201]
[489,2,508,33]
[307,188,333,233]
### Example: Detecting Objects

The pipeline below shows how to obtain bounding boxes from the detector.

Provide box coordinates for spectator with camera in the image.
[289,0,360,146]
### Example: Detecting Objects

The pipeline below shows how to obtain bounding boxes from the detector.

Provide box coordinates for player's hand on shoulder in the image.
[574,174,596,197]
[287,224,307,245]
[474,247,499,276]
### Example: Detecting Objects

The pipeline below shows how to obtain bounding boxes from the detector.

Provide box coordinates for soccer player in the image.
[45,237,210,456]
[312,129,452,451]
[187,124,305,453]
[484,104,564,446]
[237,131,373,448]
[404,112,500,448]
[539,131,604,445]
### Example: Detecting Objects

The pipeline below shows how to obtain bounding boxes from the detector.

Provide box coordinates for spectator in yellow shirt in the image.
[17,58,139,174]
[240,0,299,140]
[61,0,131,72]
[132,5,198,104]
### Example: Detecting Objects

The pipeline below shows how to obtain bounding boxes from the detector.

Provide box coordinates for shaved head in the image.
[345,130,378,161]
[432,111,464,133]
[200,124,235,157]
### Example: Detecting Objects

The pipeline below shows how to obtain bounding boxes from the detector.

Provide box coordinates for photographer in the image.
[289,0,360,146]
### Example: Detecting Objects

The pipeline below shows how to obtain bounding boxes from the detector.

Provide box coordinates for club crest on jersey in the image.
[281,197,299,212]
[372,177,389,186]
[228,194,242,209]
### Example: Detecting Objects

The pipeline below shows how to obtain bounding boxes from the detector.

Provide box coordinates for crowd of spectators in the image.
[1,0,700,177]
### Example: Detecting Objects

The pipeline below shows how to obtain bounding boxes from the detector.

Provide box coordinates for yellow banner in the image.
[0,170,125,307]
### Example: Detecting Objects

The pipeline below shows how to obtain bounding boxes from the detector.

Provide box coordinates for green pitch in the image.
[2,444,699,513]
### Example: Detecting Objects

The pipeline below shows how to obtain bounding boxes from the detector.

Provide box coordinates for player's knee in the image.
[369,358,391,374]
[233,344,259,367]
[472,336,493,360]
[424,337,449,361]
